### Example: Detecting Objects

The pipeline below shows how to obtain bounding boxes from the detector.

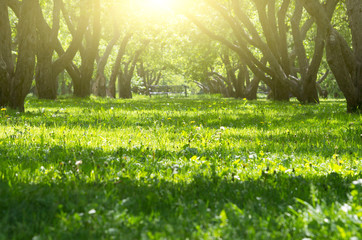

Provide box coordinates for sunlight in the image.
[145,0,173,12]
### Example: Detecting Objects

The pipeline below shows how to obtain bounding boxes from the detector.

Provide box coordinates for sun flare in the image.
[145,0,173,11]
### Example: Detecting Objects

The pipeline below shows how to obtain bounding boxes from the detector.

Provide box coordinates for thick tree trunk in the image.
[36,48,57,99]
[347,0,362,111]
[59,71,67,95]
[233,65,246,98]
[326,30,360,112]
[118,74,132,99]
[9,0,37,112]
[300,0,360,112]
[73,0,101,98]
[0,1,13,107]
[269,79,290,101]
[245,77,260,100]
[35,0,61,100]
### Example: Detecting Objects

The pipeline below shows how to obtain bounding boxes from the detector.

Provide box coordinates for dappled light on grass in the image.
[0,97,361,239]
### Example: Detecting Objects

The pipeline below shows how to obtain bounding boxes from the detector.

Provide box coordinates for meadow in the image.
[0,96,361,239]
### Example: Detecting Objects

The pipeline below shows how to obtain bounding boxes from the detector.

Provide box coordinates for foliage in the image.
[0,96,361,239]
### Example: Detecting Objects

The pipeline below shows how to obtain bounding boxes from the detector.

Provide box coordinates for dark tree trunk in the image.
[108,33,132,98]
[116,40,149,99]
[233,65,246,98]
[300,0,362,112]
[187,0,337,104]
[35,0,61,100]
[118,74,132,99]
[36,48,57,99]
[269,78,290,101]
[9,0,37,112]
[60,71,67,95]
[33,0,88,100]
[245,77,260,100]
[73,0,101,98]
[0,1,13,107]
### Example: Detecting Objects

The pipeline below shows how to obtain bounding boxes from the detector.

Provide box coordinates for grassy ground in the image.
[0,95,361,239]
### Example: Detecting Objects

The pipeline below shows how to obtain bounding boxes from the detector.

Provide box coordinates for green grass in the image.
[0,96,361,239]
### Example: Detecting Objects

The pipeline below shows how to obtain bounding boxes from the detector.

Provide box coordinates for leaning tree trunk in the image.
[108,33,132,98]
[93,17,120,97]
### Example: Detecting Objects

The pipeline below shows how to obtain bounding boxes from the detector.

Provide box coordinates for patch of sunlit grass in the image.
[0,96,361,239]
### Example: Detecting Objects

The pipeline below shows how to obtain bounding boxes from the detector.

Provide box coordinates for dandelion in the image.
[190,121,195,124]
[167,117,171,120]
[1,108,6,111]
[243,98,247,101]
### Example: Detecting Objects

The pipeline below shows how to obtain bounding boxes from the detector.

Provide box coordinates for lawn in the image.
[0,96,361,239]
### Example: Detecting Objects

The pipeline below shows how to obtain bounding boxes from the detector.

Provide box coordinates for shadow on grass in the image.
[0,171,359,239]
[0,140,361,239]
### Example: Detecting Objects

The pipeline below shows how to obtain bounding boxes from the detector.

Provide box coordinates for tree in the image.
[137,60,163,95]
[71,0,101,98]
[183,0,337,103]
[34,0,88,100]
[93,13,121,97]
[118,40,150,99]
[299,0,361,112]
[0,0,37,112]
[108,33,133,98]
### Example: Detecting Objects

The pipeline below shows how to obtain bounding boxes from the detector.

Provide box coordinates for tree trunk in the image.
[299,0,360,112]
[35,0,61,100]
[36,47,57,99]
[60,71,67,95]
[73,0,101,98]
[245,77,260,100]
[9,0,37,112]
[93,17,120,97]
[0,1,13,107]
[118,73,132,99]
[269,78,290,101]
[108,33,132,98]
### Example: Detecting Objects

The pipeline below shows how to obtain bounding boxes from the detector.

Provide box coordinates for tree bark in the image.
[118,41,149,99]
[93,19,120,97]
[108,33,133,98]
[300,0,361,112]
[9,0,37,112]
[73,0,101,98]
[0,1,13,107]
[35,0,61,100]
[186,0,337,104]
